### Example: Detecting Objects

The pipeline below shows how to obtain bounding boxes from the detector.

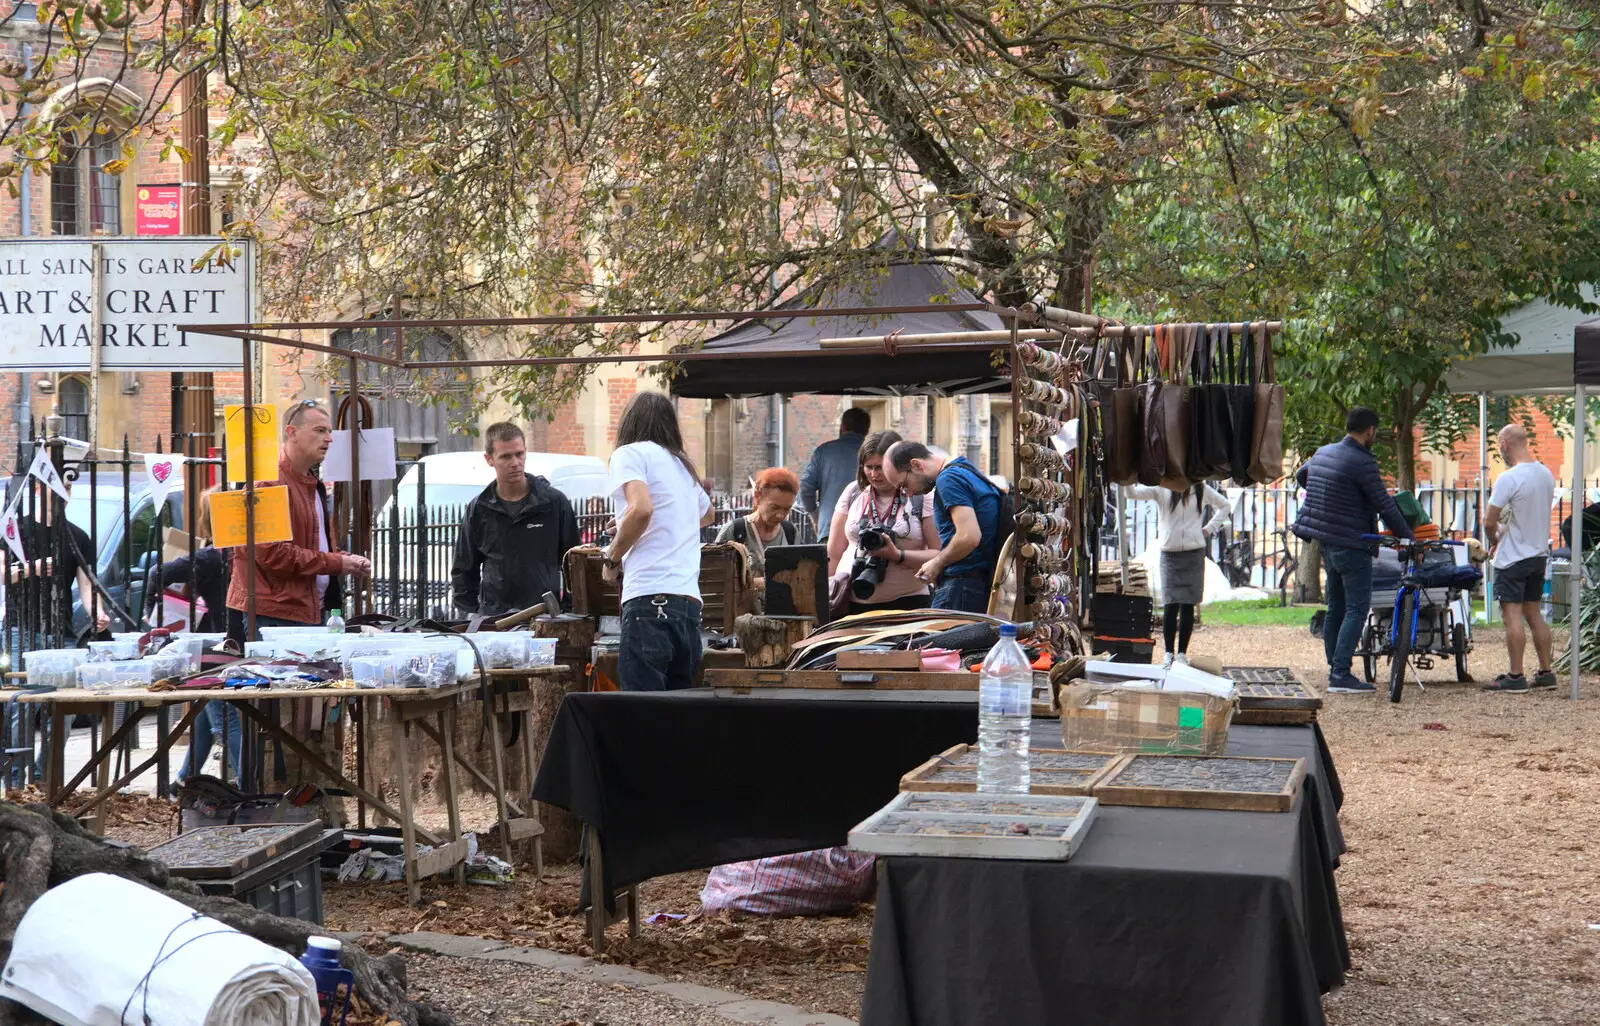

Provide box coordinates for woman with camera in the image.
[827,431,940,616]
[713,467,800,601]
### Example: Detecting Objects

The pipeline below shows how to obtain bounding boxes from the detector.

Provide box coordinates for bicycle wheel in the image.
[1389,590,1415,703]
[1453,623,1470,682]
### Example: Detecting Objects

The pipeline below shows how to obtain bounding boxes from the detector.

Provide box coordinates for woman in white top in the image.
[604,393,714,691]
[1125,483,1230,667]
[827,431,940,615]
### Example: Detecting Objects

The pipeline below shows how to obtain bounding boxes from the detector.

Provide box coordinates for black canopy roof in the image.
[669,256,1009,399]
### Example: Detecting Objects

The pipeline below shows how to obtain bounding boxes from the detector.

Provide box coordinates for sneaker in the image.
[1174,653,1190,666]
[1327,673,1376,694]
[1162,652,1175,669]
[1481,673,1529,693]
[1531,669,1558,690]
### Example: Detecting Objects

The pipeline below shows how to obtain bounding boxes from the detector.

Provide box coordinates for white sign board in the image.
[0,237,254,371]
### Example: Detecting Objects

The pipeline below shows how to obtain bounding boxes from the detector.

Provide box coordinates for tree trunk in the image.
[1394,415,1417,492]
[1298,538,1323,604]
[0,802,452,1026]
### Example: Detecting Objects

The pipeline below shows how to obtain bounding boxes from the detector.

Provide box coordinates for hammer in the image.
[494,590,562,630]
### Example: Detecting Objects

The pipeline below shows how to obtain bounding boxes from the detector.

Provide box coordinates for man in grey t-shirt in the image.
[1483,424,1556,692]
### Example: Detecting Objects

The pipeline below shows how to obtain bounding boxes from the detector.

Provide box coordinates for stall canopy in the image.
[670,251,1007,399]
[1447,288,1598,394]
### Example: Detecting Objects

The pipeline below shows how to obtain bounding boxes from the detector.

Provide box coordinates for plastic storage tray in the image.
[87,638,139,662]
[472,632,531,669]
[188,828,343,925]
[24,648,88,689]
[76,660,154,690]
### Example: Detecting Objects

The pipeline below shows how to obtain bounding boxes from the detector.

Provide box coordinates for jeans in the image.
[618,595,702,691]
[1323,545,1374,677]
[179,701,245,783]
[932,572,992,614]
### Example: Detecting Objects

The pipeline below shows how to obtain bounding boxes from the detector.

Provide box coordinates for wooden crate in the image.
[147,822,324,879]
[1091,753,1306,813]
[900,743,1121,796]
[703,668,978,691]
[565,545,748,632]
[1222,667,1323,725]
[849,790,1099,860]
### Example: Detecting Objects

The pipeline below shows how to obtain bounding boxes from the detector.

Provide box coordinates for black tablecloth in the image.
[861,725,1348,1026]
[531,690,977,898]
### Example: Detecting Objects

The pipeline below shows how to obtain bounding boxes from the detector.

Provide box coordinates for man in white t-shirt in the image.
[1483,424,1557,692]
[603,393,714,690]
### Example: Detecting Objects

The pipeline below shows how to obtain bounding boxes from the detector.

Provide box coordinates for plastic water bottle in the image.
[326,608,345,634]
[299,936,353,1026]
[978,624,1032,794]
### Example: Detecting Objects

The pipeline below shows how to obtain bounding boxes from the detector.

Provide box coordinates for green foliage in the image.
[1,2,1595,430]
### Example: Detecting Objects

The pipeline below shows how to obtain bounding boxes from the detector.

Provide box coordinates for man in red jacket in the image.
[226,401,370,641]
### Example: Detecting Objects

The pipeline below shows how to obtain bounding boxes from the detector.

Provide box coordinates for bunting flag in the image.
[143,451,186,509]
[0,502,23,563]
[27,447,70,501]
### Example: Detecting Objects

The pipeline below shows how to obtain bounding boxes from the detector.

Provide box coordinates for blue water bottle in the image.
[300,936,354,1026]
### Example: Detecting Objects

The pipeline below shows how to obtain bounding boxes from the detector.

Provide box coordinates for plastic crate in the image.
[192,828,343,925]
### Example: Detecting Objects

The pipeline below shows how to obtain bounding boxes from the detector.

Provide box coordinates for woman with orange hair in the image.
[714,467,799,593]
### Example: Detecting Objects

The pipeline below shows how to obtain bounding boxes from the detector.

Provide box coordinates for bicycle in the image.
[1217,530,1255,589]
[1273,528,1299,607]
[1360,534,1471,703]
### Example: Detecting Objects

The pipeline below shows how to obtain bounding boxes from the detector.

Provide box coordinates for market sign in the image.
[134,185,182,235]
[0,237,253,371]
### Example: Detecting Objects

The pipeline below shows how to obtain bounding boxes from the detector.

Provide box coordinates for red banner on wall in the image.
[134,184,181,235]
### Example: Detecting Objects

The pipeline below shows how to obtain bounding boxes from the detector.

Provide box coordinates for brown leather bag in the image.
[1248,321,1286,483]
[1139,326,1170,486]
[1105,334,1143,485]
[1156,324,1194,491]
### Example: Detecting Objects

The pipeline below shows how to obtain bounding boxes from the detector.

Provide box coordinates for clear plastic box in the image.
[24,648,88,689]
[76,660,154,691]
[472,632,532,669]
[527,637,557,667]
[243,640,282,660]
[146,648,190,681]
[351,649,457,689]
[87,638,139,662]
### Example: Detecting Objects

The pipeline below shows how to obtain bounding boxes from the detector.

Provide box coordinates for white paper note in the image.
[321,427,398,482]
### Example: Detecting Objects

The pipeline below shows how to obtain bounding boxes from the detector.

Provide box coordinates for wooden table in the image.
[22,683,475,903]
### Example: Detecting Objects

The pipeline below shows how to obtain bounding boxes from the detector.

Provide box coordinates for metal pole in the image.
[241,340,257,642]
[348,355,361,617]
[1480,393,1495,625]
[88,242,104,454]
[1117,485,1128,590]
[1571,383,1584,701]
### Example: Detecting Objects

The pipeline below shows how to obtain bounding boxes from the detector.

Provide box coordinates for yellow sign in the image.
[223,404,280,483]
[209,486,293,548]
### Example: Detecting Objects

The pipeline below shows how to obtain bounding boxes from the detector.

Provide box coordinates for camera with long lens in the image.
[850,523,897,600]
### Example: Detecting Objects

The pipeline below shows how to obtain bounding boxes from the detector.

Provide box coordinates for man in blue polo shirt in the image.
[885,441,1001,613]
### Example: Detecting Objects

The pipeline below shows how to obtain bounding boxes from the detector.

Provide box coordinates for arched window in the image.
[329,324,474,459]
[51,135,122,235]
[40,78,142,236]
[57,376,89,441]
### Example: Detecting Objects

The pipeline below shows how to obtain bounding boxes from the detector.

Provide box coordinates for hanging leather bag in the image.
[1138,325,1170,486]
[1188,323,1235,480]
[1156,324,1194,491]
[1105,334,1143,485]
[1248,321,1287,482]
[1223,324,1257,485]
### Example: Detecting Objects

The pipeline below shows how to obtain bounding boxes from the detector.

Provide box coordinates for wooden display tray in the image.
[703,668,978,691]
[1222,667,1323,725]
[900,744,1122,796]
[849,790,1099,860]
[146,821,325,879]
[1092,753,1306,813]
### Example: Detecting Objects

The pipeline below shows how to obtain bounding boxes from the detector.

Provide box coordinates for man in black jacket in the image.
[1292,407,1413,694]
[451,422,579,618]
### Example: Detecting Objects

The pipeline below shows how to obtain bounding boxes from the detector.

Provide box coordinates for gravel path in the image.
[407,952,756,1026]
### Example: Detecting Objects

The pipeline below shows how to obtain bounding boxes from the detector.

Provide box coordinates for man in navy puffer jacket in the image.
[1293,407,1413,693]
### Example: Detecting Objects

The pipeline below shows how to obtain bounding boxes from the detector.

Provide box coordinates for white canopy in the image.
[1446,286,1597,394]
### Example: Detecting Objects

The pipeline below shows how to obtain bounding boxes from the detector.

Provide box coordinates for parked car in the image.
[371,451,610,618]
[2,472,186,639]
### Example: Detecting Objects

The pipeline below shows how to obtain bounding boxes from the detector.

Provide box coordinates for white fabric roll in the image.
[1,873,319,1026]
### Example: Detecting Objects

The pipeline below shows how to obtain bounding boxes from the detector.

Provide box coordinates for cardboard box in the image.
[1059,680,1235,756]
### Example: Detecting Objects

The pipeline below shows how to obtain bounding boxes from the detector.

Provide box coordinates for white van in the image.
[372,450,610,618]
